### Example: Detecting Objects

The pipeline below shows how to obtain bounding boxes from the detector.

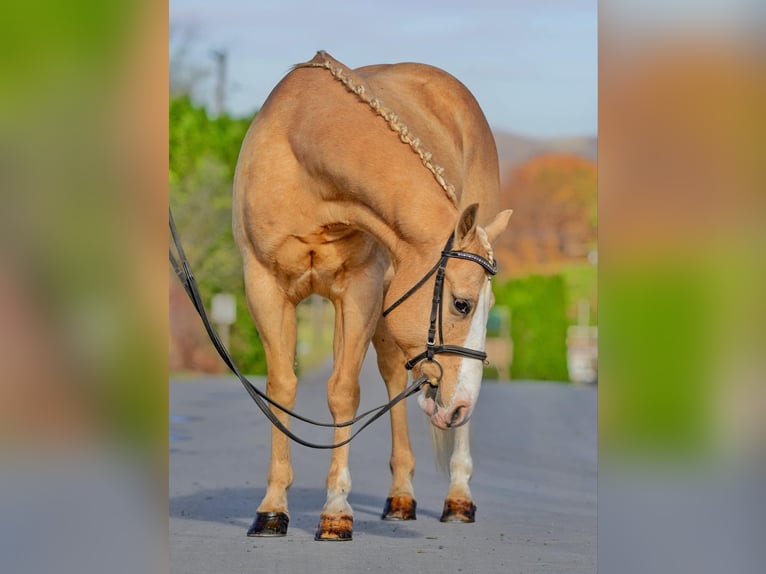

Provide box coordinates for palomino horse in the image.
[233,51,512,541]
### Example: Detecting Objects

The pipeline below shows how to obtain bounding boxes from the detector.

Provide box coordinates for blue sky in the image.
[170,0,597,137]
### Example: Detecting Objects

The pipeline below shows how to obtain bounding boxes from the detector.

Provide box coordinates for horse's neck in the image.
[346,188,457,270]
[341,188,456,318]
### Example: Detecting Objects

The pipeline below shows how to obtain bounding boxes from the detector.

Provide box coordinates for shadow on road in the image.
[170,485,428,539]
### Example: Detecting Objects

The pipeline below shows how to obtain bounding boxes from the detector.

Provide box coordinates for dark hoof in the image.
[314,514,353,541]
[440,498,476,523]
[247,512,289,537]
[382,496,417,520]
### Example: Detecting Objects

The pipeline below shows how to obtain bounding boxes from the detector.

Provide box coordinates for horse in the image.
[232,51,512,541]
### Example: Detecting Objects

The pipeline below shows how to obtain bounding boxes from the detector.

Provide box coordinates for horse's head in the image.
[385,204,512,430]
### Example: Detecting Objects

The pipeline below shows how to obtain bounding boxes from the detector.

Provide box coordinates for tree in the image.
[169,95,265,374]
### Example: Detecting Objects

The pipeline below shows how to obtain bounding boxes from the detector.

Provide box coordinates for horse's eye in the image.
[452,297,472,316]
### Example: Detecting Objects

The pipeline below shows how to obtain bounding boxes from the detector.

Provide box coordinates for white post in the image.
[211,293,236,349]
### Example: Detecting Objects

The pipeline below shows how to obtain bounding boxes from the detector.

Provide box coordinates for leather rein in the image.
[170,210,426,449]
[170,211,496,448]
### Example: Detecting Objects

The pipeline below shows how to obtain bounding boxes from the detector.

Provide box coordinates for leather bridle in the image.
[382,233,497,381]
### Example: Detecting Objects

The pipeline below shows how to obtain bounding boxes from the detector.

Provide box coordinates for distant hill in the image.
[492,130,597,174]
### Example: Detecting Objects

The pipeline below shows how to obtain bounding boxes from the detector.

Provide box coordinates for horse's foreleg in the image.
[314,271,383,541]
[241,257,298,537]
[440,422,476,522]
[372,319,417,521]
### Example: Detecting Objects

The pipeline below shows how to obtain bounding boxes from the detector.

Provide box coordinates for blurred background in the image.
[168,0,599,385]
[1,0,764,573]
[598,3,765,573]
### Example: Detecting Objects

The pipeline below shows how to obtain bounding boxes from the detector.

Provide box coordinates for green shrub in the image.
[494,274,569,381]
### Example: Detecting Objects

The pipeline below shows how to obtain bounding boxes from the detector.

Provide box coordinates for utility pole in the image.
[211,49,227,116]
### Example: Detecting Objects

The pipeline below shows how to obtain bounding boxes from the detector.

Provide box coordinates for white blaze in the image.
[454,280,492,410]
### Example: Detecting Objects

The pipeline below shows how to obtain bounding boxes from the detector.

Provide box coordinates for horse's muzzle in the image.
[420,394,471,429]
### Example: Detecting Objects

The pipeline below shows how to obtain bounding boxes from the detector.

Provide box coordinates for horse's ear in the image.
[455,203,479,248]
[485,209,513,244]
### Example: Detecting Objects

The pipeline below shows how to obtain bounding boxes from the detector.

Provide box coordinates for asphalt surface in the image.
[170,352,596,573]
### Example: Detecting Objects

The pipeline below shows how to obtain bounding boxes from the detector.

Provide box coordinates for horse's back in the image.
[237,55,496,190]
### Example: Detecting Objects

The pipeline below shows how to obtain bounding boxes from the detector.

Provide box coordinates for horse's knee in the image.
[327,377,360,417]
[266,375,298,409]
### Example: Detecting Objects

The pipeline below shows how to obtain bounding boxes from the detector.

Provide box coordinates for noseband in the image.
[382,233,497,378]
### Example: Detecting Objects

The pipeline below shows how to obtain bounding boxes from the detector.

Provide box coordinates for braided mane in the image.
[476,226,494,265]
[294,51,459,208]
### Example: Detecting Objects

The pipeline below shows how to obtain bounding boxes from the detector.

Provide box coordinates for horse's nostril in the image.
[449,406,464,427]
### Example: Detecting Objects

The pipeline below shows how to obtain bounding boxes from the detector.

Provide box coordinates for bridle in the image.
[382,232,498,383]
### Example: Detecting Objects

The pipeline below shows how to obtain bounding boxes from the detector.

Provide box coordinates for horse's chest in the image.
[270,227,381,299]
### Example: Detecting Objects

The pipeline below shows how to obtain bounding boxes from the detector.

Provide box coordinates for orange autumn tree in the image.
[495,154,597,277]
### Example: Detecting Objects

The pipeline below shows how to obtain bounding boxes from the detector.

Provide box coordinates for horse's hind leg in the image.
[240,256,298,537]
[314,268,384,541]
[372,319,417,521]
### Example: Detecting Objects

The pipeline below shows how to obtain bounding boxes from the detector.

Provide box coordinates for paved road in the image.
[170,352,596,573]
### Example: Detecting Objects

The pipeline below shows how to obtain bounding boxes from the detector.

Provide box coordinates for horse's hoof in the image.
[440,498,476,523]
[247,512,289,537]
[314,514,353,541]
[381,495,417,520]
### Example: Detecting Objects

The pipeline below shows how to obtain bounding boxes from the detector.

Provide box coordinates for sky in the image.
[170,0,597,138]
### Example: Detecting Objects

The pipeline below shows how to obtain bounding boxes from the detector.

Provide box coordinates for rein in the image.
[169,209,425,449]
[383,233,498,375]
